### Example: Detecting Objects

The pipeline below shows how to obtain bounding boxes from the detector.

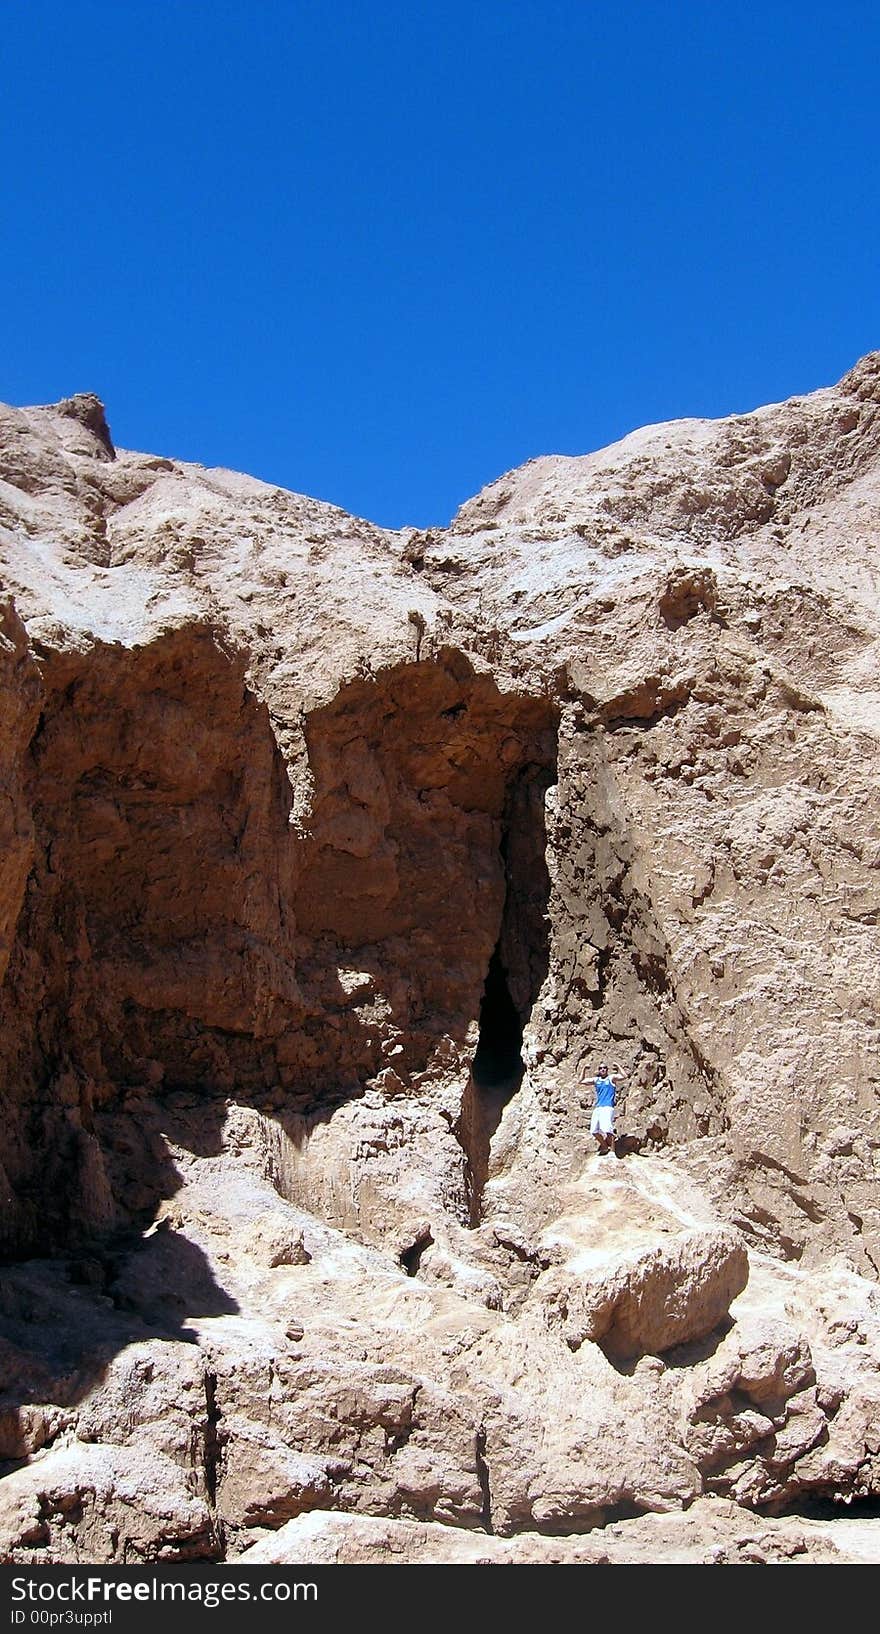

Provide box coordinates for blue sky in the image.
[3,2,878,527]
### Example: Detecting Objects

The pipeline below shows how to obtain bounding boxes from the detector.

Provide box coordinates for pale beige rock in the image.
[536,1221,748,1358]
[0,1443,214,1563]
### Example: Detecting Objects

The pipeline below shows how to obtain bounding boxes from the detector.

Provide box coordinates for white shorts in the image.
[590,1106,614,1135]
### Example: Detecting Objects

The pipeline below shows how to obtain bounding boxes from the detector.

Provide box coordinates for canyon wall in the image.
[1,364,880,1563]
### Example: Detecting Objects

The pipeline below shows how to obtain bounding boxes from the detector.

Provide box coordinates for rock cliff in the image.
[1,362,880,1564]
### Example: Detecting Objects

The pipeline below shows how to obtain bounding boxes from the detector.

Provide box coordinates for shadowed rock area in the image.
[2,364,880,1564]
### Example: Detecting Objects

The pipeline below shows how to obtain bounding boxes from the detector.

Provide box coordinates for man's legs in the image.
[591,1111,615,1155]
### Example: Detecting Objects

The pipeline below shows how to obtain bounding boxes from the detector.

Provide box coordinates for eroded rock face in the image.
[0,629,556,1257]
[2,361,880,1563]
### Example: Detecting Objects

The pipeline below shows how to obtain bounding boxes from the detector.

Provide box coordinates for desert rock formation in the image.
[1,362,880,1564]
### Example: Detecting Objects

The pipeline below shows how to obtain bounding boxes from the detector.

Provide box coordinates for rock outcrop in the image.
[2,363,880,1563]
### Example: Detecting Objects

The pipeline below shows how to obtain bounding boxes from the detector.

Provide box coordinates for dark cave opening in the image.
[471,947,525,1092]
[456,764,555,1227]
[459,945,527,1228]
[399,1226,434,1277]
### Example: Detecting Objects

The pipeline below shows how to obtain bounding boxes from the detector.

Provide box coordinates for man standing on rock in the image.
[581,1060,627,1155]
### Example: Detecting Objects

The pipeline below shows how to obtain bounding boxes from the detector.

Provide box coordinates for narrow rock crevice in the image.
[202,1366,223,1550]
[456,761,555,1225]
[458,953,524,1226]
[475,1426,493,1534]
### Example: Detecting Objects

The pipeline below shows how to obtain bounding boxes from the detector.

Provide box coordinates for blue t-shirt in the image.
[594,1076,616,1107]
